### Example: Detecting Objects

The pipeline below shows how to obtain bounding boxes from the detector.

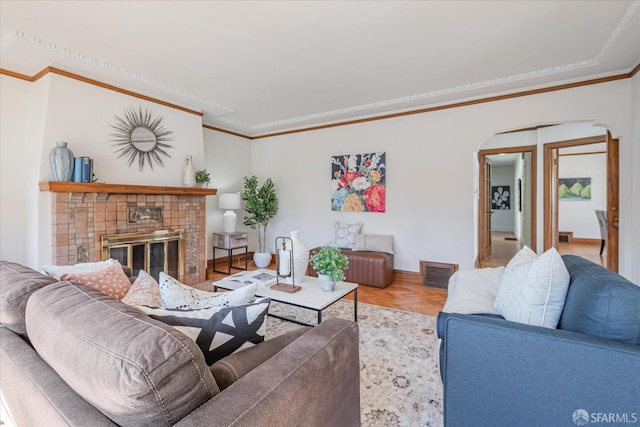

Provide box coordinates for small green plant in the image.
[310,246,349,282]
[195,169,211,184]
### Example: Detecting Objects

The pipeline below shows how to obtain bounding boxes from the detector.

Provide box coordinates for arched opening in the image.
[476,122,619,271]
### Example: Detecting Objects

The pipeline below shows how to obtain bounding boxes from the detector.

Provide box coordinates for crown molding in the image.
[216,1,640,134]
[3,64,637,142]
[1,29,233,116]
[3,1,638,137]
[202,124,255,140]
[246,72,632,140]
[0,66,203,117]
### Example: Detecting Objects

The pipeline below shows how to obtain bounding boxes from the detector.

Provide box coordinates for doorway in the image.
[477,146,537,267]
[543,133,619,271]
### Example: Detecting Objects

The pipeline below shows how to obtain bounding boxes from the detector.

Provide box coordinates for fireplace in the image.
[101,229,184,282]
[43,182,215,285]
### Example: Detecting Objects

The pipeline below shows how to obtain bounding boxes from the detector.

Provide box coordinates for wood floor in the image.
[482,231,605,267]
[558,239,605,266]
[203,238,602,319]
[205,259,448,317]
[483,231,523,267]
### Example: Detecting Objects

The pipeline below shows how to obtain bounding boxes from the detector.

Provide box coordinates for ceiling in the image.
[1,1,639,137]
[487,153,521,167]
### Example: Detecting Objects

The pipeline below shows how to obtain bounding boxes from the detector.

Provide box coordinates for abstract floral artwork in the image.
[491,185,511,210]
[331,152,386,212]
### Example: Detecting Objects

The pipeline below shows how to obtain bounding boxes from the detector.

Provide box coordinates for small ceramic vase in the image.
[49,141,74,181]
[183,155,196,187]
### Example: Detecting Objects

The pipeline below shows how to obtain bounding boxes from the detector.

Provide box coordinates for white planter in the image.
[317,273,336,292]
[253,252,272,268]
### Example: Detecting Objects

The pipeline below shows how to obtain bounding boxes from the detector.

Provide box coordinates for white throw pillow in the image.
[504,245,538,267]
[443,266,505,315]
[42,259,117,280]
[353,234,394,254]
[494,246,570,328]
[159,272,257,310]
[334,222,362,248]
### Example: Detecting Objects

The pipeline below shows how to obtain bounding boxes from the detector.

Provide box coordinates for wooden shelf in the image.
[39,181,218,196]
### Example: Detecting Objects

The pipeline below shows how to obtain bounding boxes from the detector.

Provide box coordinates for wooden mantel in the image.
[39,181,218,196]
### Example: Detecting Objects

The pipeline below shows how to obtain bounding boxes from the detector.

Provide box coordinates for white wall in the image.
[202,129,253,259]
[558,153,607,239]
[0,74,206,268]
[490,166,515,232]
[1,75,51,265]
[40,75,205,185]
[481,124,616,256]
[249,79,636,280]
[250,111,478,272]
[631,72,640,282]
[1,73,638,281]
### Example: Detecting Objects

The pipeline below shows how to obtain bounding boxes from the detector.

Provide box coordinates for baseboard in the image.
[392,269,423,286]
[570,237,601,245]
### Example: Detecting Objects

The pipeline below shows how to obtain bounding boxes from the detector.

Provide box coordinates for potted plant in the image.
[195,169,211,187]
[241,175,278,267]
[309,246,349,292]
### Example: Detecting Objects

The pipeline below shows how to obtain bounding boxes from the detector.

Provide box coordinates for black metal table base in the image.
[213,246,248,275]
[267,288,358,327]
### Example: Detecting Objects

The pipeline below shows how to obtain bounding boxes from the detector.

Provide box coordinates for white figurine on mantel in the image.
[183,155,196,187]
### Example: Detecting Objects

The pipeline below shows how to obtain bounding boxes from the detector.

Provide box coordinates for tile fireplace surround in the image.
[41,182,217,285]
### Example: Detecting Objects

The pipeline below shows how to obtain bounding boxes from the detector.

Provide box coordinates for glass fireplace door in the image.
[101,230,184,282]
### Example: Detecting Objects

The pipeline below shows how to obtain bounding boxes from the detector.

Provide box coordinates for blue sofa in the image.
[437,255,640,427]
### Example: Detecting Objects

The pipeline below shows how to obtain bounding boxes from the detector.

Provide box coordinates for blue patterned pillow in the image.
[138,297,270,365]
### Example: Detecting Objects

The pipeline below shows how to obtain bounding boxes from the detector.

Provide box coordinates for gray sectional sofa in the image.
[0,261,361,426]
[437,255,640,427]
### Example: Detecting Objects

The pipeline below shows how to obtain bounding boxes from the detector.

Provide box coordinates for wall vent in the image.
[558,231,573,243]
[420,261,459,289]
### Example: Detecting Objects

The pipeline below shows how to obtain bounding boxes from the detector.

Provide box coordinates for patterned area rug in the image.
[266,299,444,427]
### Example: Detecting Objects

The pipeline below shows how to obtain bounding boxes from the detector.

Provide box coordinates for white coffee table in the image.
[213,271,358,326]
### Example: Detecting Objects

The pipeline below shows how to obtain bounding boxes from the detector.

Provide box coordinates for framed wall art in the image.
[331,152,386,212]
[559,177,591,201]
[491,185,510,210]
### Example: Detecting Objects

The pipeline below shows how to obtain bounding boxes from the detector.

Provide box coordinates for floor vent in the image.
[420,261,458,289]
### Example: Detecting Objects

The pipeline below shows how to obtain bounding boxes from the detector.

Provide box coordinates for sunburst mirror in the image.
[109,107,174,171]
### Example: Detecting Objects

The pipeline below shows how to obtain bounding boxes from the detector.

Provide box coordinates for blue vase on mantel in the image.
[49,141,74,181]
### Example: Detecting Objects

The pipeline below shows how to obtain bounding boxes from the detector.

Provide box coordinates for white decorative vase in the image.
[253,252,272,268]
[318,273,336,292]
[183,155,196,187]
[289,231,309,284]
[49,141,74,181]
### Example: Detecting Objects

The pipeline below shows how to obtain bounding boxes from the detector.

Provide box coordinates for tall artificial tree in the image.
[241,176,278,253]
